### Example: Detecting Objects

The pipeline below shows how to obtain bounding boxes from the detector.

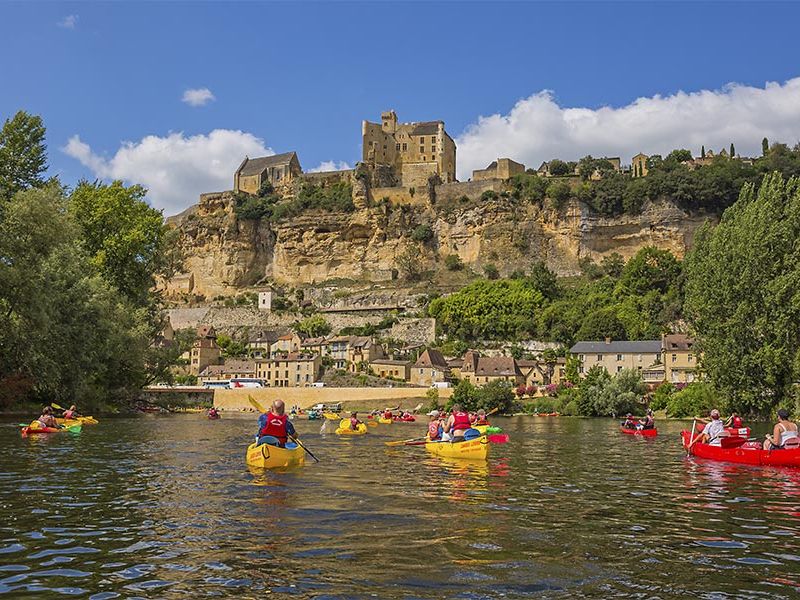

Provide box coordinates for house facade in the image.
[347,336,385,372]
[198,359,257,384]
[569,339,663,381]
[370,359,411,381]
[189,326,221,376]
[255,353,322,387]
[411,348,450,386]
[472,158,525,181]
[234,152,303,194]
[662,333,698,383]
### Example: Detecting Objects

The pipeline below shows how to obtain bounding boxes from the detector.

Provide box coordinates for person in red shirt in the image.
[726,412,744,429]
[257,399,296,447]
[444,404,472,442]
[349,411,363,430]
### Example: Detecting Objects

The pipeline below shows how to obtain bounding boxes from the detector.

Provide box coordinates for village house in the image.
[347,336,385,373]
[369,358,411,381]
[362,110,457,187]
[327,336,351,369]
[631,153,649,178]
[569,339,663,384]
[246,329,282,359]
[518,357,567,387]
[271,333,302,358]
[198,359,257,384]
[411,348,450,387]
[662,333,698,383]
[255,353,322,387]
[469,356,525,387]
[300,336,330,356]
[446,356,465,380]
[189,325,221,376]
[233,152,303,194]
[472,158,525,181]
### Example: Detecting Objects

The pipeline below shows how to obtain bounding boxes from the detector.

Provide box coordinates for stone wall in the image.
[401,162,439,189]
[434,179,504,203]
[390,318,436,345]
[370,186,426,206]
[215,386,452,410]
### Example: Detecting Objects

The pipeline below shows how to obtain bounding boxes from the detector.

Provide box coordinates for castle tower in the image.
[381,110,398,134]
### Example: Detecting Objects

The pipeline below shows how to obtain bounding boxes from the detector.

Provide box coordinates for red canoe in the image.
[620,427,658,437]
[393,416,416,422]
[681,431,800,467]
[21,426,61,436]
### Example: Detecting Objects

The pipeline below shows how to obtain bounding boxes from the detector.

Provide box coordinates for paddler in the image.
[36,406,60,429]
[444,403,472,442]
[62,404,80,420]
[622,413,636,429]
[473,409,489,426]
[763,409,798,450]
[699,409,725,446]
[427,410,442,441]
[256,399,297,448]
[349,411,363,431]
[725,411,744,429]
[208,407,219,418]
[639,409,655,430]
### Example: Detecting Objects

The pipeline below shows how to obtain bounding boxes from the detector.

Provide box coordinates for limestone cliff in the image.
[165,189,714,299]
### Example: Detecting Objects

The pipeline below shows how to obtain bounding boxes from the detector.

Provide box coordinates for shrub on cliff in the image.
[444,254,464,271]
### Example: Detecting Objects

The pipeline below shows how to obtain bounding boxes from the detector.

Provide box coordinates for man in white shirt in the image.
[701,409,725,446]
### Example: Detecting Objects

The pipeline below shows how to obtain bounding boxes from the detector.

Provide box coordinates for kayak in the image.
[620,427,658,437]
[473,424,502,434]
[21,422,82,437]
[681,431,800,467]
[425,435,489,460]
[335,419,368,435]
[378,418,393,424]
[307,412,321,420]
[245,441,305,469]
[323,412,340,420]
[208,414,221,420]
[393,416,416,422]
[56,416,98,425]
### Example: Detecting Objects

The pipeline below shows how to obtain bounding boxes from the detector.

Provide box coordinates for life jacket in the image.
[383,411,392,419]
[731,416,743,428]
[428,420,441,440]
[350,417,360,430]
[451,411,472,432]
[474,418,489,426]
[259,412,289,445]
[63,410,75,420]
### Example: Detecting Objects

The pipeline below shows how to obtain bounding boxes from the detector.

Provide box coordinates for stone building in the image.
[198,359,257,384]
[347,337,385,373]
[234,152,302,194]
[662,333,698,383]
[189,325,221,376]
[370,359,411,381]
[255,353,322,387]
[569,339,663,383]
[631,153,649,178]
[410,348,451,387]
[472,158,525,181]
[362,110,457,187]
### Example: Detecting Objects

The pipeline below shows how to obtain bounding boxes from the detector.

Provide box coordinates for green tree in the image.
[576,307,626,341]
[483,263,499,280]
[0,111,48,200]
[665,149,693,164]
[666,382,722,418]
[444,254,464,271]
[762,137,769,156]
[600,253,625,278]
[684,173,800,414]
[547,181,572,209]
[448,379,480,411]
[528,261,559,299]
[69,180,168,304]
[547,159,570,176]
[426,387,440,411]
[730,143,736,158]
[411,223,434,243]
[477,380,516,413]
[618,246,681,295]
[701,145,706,159]
[295,314,332,338]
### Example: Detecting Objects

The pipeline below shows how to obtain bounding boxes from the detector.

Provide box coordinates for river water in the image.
[1,414,799,599]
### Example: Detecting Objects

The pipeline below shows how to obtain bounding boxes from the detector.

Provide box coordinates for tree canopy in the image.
[0,111,48,200]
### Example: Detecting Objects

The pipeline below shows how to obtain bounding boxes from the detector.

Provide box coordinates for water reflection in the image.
[2,416,800,597]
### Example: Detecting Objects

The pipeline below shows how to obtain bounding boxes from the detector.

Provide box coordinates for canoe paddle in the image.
[248,396,319,463]
[385,436,428,447]
[686,419,698,454]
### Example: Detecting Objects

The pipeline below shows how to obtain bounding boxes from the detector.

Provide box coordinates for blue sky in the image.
[2,1,800,214]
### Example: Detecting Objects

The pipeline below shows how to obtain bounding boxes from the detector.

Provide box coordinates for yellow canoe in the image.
[335,419,368,435]
[378,418,392,425]
[425,436,489,460]
[245,441,305,469]
[56,416,98,426]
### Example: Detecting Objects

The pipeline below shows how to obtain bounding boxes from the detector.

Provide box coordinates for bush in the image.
[650,382,675,411]
[547,181,572,209]
[444,254,464,271]
[666,382,722,418]
[483,263,500,280]
[411,224,434,243]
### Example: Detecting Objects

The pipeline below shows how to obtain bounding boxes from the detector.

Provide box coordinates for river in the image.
[1,414,799,599]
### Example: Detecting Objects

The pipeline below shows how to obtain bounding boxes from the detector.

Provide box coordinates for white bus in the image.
[229,378,265,389]
[202,380,230,389]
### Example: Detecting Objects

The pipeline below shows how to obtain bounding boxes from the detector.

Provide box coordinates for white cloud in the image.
[58,15,78,29]
[182,88,216,107]
[308,160,353,173]
[456,78,800,180]
[63,130,273,215]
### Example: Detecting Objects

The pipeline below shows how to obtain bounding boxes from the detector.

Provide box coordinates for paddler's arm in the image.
[286,420,297,438]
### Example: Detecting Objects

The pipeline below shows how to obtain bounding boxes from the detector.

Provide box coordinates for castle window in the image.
[432,145,436,152]
[396,143,400,151]
[402,143,407,151]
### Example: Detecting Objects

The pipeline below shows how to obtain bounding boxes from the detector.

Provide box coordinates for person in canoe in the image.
[639,409,655,430]
[62,405,81,420]
[444,404,472,442]
[699,409,725,446]
[725,411,744,429]
[207,407,219,419]
[427,410,443,441]
[256,399,297,448]
[763,409,799,450]
[473,409,489,426]
[36,406,61,429]
[621,413,636,429]
[348,411,364,431]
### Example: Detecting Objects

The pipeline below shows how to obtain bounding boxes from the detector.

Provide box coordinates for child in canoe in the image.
[36,406,61,429]
[62,405,81,420]
[349,411,364,431]
[427,410,443,441]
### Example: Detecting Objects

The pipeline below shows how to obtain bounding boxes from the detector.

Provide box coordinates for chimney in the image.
[604,337,612,344]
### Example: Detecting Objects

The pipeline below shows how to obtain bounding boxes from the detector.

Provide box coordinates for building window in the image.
[688,354,693,362]
[672,354,677,363]
[617,366,623,373]
[616,354,623,361]
[596,354,602,362]
[396,143,400,151]
[579,365,584,374]
[402,143,408,151]
[420,147,424,154]
[578,354,584,361]
[431,145,436,152]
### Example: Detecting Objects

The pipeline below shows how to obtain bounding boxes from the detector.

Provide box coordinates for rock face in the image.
[166,190,715,298]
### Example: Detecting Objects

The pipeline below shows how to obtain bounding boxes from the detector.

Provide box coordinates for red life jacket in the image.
[63,410,75,420]
[732,416,743,428]
[428,420,441,440]
[350,417,359,430]
[259,412,289,445]
[451,411,472,432]
[383,411,392,419]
